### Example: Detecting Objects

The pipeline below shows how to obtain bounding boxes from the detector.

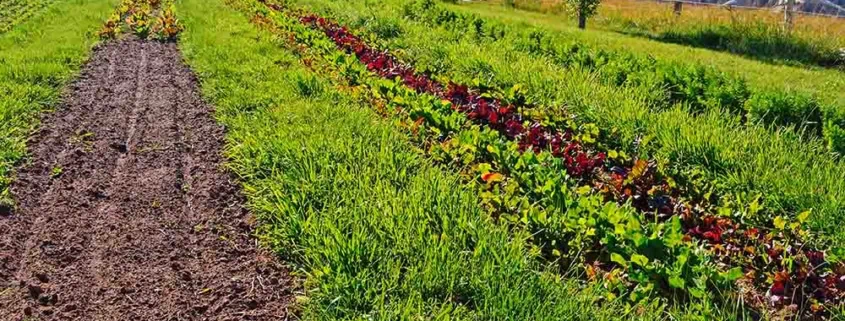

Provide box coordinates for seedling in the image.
[50,165,63,178]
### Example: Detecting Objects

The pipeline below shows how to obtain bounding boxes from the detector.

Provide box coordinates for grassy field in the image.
[177,0,845,317]
[0,0,117,207]
[3,0,844,318]
[174,0,706,318]
[452,1,845,109]
[502,0,845,68]
[295,0,845,248]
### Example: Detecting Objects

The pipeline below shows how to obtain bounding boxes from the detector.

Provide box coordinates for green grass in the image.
[506,0,845,69]
[400,1,845,156]
[170,0,747,318]
[451,1,845,110]
[0,0,58,34]
[0,0,117,207]
[292,0,845,250]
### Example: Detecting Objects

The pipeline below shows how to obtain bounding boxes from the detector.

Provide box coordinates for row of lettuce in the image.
[233,0,844,318]
[408,0,845,157]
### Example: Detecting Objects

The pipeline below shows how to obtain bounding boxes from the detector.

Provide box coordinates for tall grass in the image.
[0,0,118,207]
[495,0,845,68]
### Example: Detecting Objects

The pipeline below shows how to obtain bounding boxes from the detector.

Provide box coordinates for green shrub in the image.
[743,91,823,135]
[369,16,403,39]
[824,121,845,157]
[823,108,845,156]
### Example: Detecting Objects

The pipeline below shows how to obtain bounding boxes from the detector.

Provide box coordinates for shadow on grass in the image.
[617,22,844,69]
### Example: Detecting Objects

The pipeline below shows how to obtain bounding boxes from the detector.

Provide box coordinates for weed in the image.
[50,165,62,178]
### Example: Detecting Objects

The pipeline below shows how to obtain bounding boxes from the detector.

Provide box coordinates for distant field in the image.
[453,1,845,108]
[502,0,845,68]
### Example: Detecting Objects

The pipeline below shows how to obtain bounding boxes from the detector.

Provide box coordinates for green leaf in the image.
[392,94,405,105]
[668,275,686,289]
[575,185,592,195]
[630,254,649,267]
[748,196,761,216]
[476,163,492,173]
[797,210,811,224]
[773,216,787,230]
[486,144,500,156]
[610,253,627,268]
[722,267,744,281]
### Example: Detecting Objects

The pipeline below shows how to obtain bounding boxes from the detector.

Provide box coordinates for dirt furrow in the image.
[0,38,292,321]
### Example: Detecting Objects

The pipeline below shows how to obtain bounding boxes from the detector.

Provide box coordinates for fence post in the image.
[674,1,683,15]
[784,0,795,31]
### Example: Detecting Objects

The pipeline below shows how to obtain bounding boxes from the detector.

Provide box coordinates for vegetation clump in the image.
[99,0,183,41]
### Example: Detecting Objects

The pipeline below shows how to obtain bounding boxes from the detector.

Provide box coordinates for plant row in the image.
[0,0,56,33]
[98,0,183,41]
[241,0,845,317]
[402,0,845,156]
[241,0,733,314]
[179,0,684,318]
[301,0,845,265]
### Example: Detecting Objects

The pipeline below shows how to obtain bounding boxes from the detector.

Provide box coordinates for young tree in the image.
[564,0,601,29]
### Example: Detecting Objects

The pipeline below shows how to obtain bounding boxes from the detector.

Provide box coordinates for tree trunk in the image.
[673,1,683,15]
[578,8,587,29]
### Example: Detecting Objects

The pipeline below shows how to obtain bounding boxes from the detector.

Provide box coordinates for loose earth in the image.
[0,38,292,320]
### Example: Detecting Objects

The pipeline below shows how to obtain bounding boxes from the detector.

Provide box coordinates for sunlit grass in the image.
[450,1,845,110]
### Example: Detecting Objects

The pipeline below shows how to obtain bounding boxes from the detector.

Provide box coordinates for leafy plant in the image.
[98,0,183,41]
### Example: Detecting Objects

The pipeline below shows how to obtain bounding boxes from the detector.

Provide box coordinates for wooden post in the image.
[673,1,683,15]
[784,0,795,31]
[578,7,587,29]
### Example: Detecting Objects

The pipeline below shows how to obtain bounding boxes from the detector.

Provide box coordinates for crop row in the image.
[303,0,845,262]
[236,0,845,317]
[180,0,687,318]
[237,1,729,312]
[402,0,845,157]
[98,0,182,41]
[0,0,56,34]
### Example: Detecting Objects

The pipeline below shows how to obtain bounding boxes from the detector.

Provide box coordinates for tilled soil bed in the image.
[0,38,292,320]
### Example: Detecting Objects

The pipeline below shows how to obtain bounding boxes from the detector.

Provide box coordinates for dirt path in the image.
[0,38,292,320]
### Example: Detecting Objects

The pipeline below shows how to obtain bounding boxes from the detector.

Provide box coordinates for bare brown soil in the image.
[0,38,293,320]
